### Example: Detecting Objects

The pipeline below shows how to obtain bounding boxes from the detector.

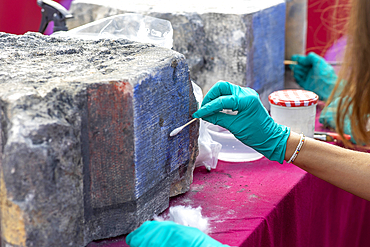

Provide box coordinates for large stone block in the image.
[0,32,198,246]
[68,0,286,108]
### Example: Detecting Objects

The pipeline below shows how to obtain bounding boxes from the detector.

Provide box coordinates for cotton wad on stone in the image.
[0,32,199,247]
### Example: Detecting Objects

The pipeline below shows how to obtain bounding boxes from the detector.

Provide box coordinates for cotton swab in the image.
[170,118,198,137]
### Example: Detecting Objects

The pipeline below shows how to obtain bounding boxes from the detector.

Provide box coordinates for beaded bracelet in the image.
[287,134,305,164]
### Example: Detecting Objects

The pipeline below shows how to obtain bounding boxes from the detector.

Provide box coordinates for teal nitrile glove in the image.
[319,97,355,143]
[290,52,338,101]
[192,81,290,164]
[126,221,229,247]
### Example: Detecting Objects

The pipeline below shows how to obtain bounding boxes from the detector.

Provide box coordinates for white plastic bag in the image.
[196,120,222,170]
[192,82,222,170]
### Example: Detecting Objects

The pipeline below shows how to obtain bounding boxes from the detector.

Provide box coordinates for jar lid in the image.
[268,89,319,107]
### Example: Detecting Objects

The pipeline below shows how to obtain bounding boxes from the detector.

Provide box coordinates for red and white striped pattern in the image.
[268,90,318,107]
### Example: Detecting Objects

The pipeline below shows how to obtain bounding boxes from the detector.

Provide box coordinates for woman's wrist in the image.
[284,131,302,162]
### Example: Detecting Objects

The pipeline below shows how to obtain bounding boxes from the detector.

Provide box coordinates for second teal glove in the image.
[291,52,338,101]
[193,81,290,164]
[126,221,229,247]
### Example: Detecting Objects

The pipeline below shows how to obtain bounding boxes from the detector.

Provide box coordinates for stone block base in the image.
[0,32,198,246]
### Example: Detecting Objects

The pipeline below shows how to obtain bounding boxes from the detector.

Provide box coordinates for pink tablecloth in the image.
[90,159,370,247]
[169,159,370,247]
[90,104,370,247]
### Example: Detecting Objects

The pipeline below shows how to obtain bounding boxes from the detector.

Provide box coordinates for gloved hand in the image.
[126,221,229,247]
[290,52,338,101]
[192,81,290,164]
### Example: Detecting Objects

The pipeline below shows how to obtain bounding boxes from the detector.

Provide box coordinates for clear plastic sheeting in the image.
[207,124,264,162]
[73,0,285,15]
[53,13,173,49]
[196,120,223,170]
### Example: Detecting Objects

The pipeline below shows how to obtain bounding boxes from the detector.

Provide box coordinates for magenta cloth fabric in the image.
[324,35,346,74]
[89,104,370,247]
[168,160,370,247]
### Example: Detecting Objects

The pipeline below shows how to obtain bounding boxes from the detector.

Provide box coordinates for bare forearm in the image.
[285,132,370,201]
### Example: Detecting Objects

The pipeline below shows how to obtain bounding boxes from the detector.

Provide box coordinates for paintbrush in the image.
[313,131,351,142]
[170,118,198,136]
[284,60,342,66]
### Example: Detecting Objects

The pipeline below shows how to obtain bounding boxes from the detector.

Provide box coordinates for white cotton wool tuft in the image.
[153,205,210,233]
[171,206,209,233]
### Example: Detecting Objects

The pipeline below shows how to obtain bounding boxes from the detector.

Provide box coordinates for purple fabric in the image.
[324,35,346,74]
[44,0,73,35]
[89,104,370,246]
[243,171,370,247]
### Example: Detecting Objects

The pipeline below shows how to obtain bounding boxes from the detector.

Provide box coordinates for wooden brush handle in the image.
[284,60,342,66]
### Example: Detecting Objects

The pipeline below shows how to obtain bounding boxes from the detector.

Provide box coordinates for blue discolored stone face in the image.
[133,59,192,199]
[250,3,285,97]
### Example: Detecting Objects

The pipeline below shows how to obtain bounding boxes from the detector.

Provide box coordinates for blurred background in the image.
[0,0,72,35]
[0,0,350,60]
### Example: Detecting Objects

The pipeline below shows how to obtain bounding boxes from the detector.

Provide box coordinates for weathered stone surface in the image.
[68,0,286,108]
[0,32,198,246]
[285,0,307,59]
